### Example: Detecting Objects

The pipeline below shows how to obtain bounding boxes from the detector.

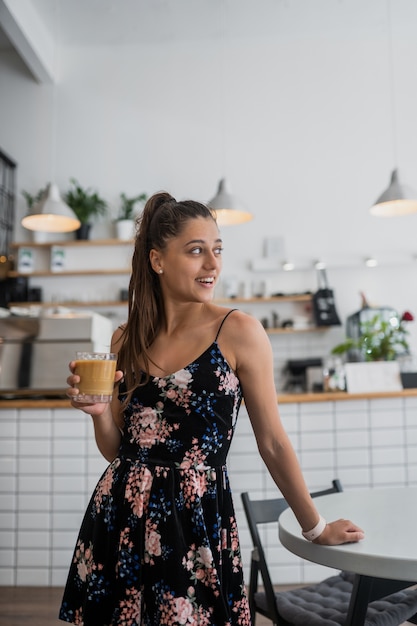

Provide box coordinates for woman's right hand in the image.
[314,518,365,545]
[66,360,124,416]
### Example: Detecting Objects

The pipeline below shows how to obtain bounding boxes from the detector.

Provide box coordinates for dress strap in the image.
[215,309,238,341]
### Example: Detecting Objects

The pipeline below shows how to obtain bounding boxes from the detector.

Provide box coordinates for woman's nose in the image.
[203,251,220,268]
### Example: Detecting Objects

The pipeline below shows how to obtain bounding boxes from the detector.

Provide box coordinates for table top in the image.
[278,486,417,581]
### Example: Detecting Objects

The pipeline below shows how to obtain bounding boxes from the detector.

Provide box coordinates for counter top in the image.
[0,397,71,409]
[1,389,417,409]
[277,388,417,403]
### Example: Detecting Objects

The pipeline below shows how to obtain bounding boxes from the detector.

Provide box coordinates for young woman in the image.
[59,192,364,626]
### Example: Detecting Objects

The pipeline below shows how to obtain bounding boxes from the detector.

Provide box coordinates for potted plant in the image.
[22,187,47,210]
[65,178,107,239]
[331,311,412,362]
[114,192,147,240]
[22,186,48,242]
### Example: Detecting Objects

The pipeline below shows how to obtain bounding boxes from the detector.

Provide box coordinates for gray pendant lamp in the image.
[370,169,417,217]
[21,183,81,232]
[207,178,253,225]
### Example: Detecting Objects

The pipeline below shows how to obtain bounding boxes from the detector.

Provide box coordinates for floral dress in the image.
[59,311,251,626]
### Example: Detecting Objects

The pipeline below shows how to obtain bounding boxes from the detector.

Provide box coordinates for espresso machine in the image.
[0,310,113,397]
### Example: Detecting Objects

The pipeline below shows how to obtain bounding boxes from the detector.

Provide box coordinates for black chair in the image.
[241,480,417,626]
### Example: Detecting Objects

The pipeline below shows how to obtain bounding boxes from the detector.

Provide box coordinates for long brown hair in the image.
[117,191,216,402]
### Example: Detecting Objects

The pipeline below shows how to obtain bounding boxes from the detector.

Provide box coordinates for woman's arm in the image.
[65,328,124,462]
[224,311,364,545]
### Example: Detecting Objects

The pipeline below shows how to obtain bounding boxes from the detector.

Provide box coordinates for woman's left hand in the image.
[314,519,365,545]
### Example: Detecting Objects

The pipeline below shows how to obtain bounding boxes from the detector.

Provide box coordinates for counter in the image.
[1,388,417,408]
[277,388,417,403]
[1,390,416,587]
[0,398,70,409]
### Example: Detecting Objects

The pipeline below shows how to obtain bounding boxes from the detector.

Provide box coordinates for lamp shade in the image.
[207,179,253,225]
[370,169,417,217]
[21,183,81,232]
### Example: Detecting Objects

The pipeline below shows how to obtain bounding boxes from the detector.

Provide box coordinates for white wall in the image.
[1,0,417,354]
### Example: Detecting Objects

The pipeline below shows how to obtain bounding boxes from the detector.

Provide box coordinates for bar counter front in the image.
[1,389,416,587]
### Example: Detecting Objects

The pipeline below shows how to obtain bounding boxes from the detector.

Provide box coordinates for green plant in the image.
[116,192,147,221]
[65,178,107,224]
[331,312,411,362]
[22,186,47,209]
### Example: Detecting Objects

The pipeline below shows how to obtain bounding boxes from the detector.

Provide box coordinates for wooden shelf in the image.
[6,250,319,328]
[7,303,326,331]
[10,238,133,249]
[9,300,128,308]
[8,239,133,278]
[8,268,130,277]
[215,294,313,304]
[266,326,328,335]
[215,294,326,334]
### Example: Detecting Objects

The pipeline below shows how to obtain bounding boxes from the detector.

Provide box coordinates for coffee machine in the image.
[284,358,323,392]
[0,310,113,397]
[0,276,29,308]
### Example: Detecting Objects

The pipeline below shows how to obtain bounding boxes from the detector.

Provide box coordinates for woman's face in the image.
[150,217,223,303]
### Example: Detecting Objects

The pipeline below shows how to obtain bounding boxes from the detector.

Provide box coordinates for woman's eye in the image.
[214,247,223,255]
[190,247,202,254]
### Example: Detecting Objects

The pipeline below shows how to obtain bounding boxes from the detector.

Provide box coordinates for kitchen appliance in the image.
[0,276,29,308]
[284,358,323,392]
[0,311,113,397]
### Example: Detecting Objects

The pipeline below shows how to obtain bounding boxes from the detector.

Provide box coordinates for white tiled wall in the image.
[1,395,416,587]
[0,406,107,586]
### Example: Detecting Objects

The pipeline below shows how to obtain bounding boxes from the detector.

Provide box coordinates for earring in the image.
[159,269,163,274]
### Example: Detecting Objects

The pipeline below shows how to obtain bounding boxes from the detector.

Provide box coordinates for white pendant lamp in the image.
[370,169,417,217]
[207,179,253,225]
[21,183,81,232]
[370,2,417,218]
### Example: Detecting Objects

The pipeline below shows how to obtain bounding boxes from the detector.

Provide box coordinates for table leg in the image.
[345,574,417,625]
[345,574,372,625]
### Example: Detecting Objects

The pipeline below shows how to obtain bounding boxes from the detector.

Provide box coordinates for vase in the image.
[115,219,134,240]
[32,230,50,243]
[75,223,92,240]
[344,361,402,393]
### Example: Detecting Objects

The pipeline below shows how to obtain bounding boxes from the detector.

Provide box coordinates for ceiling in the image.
[0,0,236,81]
[0,0,288,83]
[1,0,234,49]
[0,0,302,51]
[36,0,218,44]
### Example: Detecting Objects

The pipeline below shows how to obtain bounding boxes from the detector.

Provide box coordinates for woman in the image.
[59,192,364,626]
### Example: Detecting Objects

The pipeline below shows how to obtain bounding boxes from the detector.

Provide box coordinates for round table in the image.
[278,486,417,581]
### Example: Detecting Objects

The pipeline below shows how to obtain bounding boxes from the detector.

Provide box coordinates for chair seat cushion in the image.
[271,571,417,626]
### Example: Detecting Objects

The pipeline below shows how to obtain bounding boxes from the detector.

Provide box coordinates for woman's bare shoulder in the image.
[215,307,270,366]
[216,309,275,387]
[220,307,267,337]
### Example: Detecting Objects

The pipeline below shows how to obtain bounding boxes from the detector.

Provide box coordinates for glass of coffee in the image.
[74,352,117,403]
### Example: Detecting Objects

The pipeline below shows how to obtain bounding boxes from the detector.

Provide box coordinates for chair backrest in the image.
[241,479,343,623]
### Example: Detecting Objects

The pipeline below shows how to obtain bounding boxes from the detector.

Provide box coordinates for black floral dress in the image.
[59,312,251,626]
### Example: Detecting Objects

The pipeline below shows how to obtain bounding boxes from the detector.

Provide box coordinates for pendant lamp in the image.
[370,2,417,217]
[370,169,417,217]
[207,179,253,225]
[21,183,81,232]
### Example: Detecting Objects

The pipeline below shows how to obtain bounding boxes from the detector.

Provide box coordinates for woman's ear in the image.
[149,248,162,274]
